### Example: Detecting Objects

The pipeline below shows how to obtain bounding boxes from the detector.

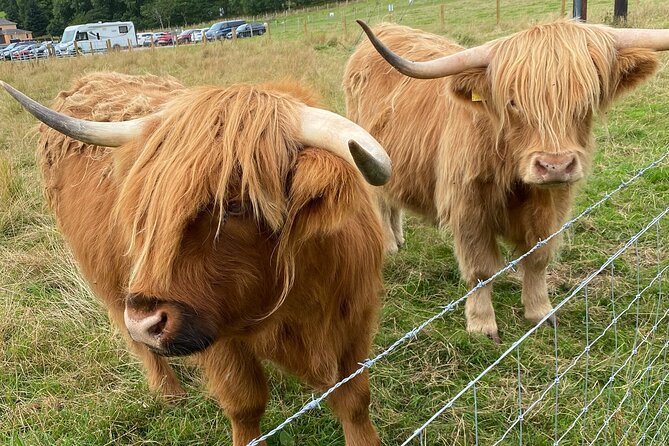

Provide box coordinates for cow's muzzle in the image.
[124,293,216,357]
[526,152,583,185]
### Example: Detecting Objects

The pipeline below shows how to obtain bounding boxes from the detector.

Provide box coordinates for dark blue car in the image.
[205,19,246,40]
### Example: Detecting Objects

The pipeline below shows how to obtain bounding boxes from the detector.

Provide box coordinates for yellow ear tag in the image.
[471,91,483,102]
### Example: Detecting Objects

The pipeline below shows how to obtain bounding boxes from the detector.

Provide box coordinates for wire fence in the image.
[247,149,669,445]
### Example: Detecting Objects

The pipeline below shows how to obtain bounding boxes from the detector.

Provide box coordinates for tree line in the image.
[0,0,328,38]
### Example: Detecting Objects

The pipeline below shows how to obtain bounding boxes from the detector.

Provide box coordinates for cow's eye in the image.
[508,99,518,110]
[226,200,245,217]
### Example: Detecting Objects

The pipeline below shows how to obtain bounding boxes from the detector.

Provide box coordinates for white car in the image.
[191,28,209,43]
[137,32,153,47]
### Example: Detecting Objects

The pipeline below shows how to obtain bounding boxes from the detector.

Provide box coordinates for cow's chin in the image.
[522,174,584,188]
[124,294,218,357]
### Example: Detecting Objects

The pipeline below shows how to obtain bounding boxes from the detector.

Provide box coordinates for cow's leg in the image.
[390,206,405,249]
[451,213,503,342]
[327,342,380,446]
[518,242,556,326]
[509,188,571,327]
[107,298,185,398]
[376,192,400,253]
[199,340,268,446]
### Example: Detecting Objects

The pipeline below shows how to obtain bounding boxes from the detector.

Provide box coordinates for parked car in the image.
[31,43,50,59]
[4,42,36,60]
[152,32,173,46]
[205,19,246,40]
[225,22,266,39]
[191,28,209,43]
[11,43,40,60]
[1,42,25,59]
[176,29,195,44]
[137,32,153,47]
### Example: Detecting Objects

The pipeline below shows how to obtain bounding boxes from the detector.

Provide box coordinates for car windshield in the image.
[61,30,75,43]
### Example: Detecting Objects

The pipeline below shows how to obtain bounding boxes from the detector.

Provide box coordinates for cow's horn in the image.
[357,20,492,79]
[609,28,669,50]
[1,81,149,147]
[299,105,391,186]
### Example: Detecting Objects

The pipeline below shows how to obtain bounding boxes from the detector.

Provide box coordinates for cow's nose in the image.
[124,294,174,349]
[531,153,580,183]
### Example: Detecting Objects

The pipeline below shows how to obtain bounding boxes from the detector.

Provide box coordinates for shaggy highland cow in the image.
[344,20,669,342]
[2,72,391,446]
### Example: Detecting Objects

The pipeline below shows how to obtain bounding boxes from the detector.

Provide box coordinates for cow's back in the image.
[343,24,463,220]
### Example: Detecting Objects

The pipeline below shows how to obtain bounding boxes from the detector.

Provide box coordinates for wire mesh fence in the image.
[246,149,669,445]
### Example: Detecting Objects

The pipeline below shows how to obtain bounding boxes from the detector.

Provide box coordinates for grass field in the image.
[1,0,669,445]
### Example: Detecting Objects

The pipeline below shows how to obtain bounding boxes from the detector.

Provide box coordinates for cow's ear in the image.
[283,149,363,242]
[448,67,490,110]
[612,48,658,100]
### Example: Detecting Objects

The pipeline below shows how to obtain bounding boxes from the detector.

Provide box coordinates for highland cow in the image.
[2,72,392,446]
[344,20,669,341]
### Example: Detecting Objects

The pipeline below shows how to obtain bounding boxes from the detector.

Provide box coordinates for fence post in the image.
[267,22,271,39]
[496,0,500,25]
[560,0,566,16]
[573,0,587,21]
[151,35,155,49]
[89,41,93,53]
[303,16,308,35]
[127,38,133,50]
[343,15,347,35]
[614,0,628,22]
[106,39,112,52]
[73,40,79,56]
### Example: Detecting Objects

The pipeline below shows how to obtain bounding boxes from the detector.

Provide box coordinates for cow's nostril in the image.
[148,312,168,337]
[534,159,548,175]
[565,157,577,174]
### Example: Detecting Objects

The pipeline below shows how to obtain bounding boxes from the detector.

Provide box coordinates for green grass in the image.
[1,0,669,444]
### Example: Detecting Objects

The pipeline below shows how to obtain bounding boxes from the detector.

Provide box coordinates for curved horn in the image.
[1,81,150,147]
[357,20,492,79]
[609,28,669,50]
[298,105,391,186]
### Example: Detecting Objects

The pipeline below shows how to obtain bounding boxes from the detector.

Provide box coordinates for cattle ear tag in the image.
[471,91,483,102]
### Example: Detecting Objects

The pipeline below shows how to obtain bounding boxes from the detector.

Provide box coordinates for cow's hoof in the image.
[525,307,556,327]
[384,242,400,254]
[487,331,502,344]
[467,321,501,344]
[544,313,558,328]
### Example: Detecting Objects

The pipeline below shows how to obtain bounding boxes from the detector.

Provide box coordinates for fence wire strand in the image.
[247,150,669,446]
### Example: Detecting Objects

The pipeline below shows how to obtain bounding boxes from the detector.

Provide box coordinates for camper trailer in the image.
[56,21,137,55]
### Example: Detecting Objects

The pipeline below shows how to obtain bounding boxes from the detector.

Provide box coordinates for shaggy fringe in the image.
[114,84,308,296]
[489,20,617,149]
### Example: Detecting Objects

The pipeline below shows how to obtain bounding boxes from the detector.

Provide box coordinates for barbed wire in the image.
[247,149,669,446]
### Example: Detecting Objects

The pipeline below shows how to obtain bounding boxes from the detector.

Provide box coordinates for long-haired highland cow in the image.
[2,72,392,446]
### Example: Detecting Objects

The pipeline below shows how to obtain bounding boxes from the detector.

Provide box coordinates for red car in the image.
[152,32,173,46]
[176,29,194,44]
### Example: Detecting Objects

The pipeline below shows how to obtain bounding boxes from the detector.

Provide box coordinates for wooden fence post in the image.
[73,40,79,56]
[496,0,500,25]
[127,38,133,50]
[614,0,628,22]
[89,41,94,53]
[106,39,112,52]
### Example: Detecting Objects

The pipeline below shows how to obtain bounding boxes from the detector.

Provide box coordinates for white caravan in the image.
[57,21,137,55]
